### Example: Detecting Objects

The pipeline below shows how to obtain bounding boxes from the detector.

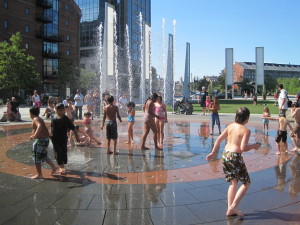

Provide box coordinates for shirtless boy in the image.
[141,93,162,150]
[29,106,57,179]
[264,112,293,154]
[291,104,300,151]
[206,107,261,217]
[101,96,122,154]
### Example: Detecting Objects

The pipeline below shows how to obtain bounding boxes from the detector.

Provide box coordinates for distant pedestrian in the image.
[198,86,208,115]
[209,97,221,135]
[74,89,84,120]
[32,90,41,108]
[277,84,288,116]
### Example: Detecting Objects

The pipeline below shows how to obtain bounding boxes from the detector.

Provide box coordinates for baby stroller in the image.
[174,98,193,115]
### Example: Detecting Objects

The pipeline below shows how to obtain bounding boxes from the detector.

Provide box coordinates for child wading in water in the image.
[83,112,101,146]
[264,112,293,155]
[262,107,271,132]
[125,102,135,144]
[205,96,211,115]
[209,97,221,135]
[29,106,57,179]
[101,96,122,154]
[206,107,261,217]
[51,103,80,174]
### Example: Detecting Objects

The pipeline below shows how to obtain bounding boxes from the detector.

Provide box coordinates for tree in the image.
[264,74,277,93]
[192,76,210,92]
[215,71,225,92]
[57,57,80,95]
[79,69,97,94]
[277,77,300,95]
[0,32,40,95]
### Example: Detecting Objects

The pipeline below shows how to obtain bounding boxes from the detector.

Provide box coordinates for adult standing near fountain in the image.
[32,90,41,108]
[277,84,288,116]
[198,86,208,115]
[74,89,84,120]
[141,93,162,150]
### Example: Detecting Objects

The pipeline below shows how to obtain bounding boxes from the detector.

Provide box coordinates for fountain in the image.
[97,23,104,114]
[139,12,145,104]
[172,20,176,112]
[161,18,166,101]
[149,27,152,95]
[125,24,133,102]
[113,11,119,98]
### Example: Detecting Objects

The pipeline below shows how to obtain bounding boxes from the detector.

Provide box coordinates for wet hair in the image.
[127,101,136,108]
[56,103,65,110]
[84,112,92,117]
[151,93,159,101]
[277,84,283,89]
[157,96,163,102]
[30,106,40,116]
[75,125,80,130]
[263,106,270,113]
[107,95,114,103]
[235,107,250,124]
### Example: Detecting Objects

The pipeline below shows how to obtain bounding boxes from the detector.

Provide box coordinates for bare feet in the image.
[58,168,66,175]
[113,151,119,155]
[276,152,281,155]
[226,207,244,217]
[141,146,150,150]
[107,150,113,154]
[291,147,298,152]
[125,141,131,144]
[155,146,163,151]
[30,174,43,179]
[97,142,102,145]
[50,167,58,175]
[131,140,135,144]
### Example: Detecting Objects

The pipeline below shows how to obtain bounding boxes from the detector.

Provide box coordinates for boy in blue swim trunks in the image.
[29,106,57,179]
[101,96,122,154]
[209,97,221,135]
[206,107,261,217]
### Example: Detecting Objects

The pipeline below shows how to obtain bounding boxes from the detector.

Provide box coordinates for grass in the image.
[167,100,279,114]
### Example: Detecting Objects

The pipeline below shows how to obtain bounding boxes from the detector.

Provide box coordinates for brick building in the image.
[0,0,81,96]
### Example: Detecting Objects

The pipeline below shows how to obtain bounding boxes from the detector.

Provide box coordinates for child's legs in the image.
[113,139,117,151]
[155,120,161,144]
[230,182,250,210]
[129,122,134,141]
[35,164,43,176]
[141,123,151,147]
[159,121,165,145]
[107,139,111,150]
[46,159,57,172]
[227,179,238,209]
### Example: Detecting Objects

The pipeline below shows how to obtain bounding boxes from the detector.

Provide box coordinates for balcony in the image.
[36,14,53,23]
[43,51,62,59]
[35,30,64,42]
[36,0,53,9]
[43,73,58,79]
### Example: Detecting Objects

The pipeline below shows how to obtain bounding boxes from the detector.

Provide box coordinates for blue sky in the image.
[151,0,300,81]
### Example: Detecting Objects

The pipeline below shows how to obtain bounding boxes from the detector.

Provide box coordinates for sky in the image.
[151,0,300,81]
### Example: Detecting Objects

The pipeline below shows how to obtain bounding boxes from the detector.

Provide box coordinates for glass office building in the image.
[75,0,151,70]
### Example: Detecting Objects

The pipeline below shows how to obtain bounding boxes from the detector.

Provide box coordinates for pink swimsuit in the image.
[155,105,165,121]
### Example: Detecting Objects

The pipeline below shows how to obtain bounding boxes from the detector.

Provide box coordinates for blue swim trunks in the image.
[32,138,49,164]
[211,113,220,125]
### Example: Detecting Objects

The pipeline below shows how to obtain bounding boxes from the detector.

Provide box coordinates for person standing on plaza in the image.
[209,97,221,135]
[50,103,80,174]
[154,96,168,148]
[141,93,161,150]
[206,107,261,217]
[93,90,101,118]
[29,106,57,179]
[74,89,84,120]
[84,92,94,119]
[277,84,288,116]
[32,90,41,108]
[198,86,208,115]
[118,94,128,117]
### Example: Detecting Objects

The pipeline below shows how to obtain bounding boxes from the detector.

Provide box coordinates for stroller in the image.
[174,97,193,115]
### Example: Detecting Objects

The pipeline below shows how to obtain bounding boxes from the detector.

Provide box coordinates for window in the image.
[25,25,29,32]
[4,20,8,29]
[66,50,70,56]
[25,8,30,15]
[25,43,29,49]
[65,20,69,26]
[3,1,8,8]
[66,35,70,41]
[65,4,69,10]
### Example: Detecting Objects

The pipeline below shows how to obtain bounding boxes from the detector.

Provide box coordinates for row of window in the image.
[3,1,69,12]
[3,21,70,30]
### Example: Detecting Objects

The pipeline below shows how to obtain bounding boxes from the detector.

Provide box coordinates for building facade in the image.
[234,62,300,82]
[75,0,151,74]
[0,0,81,96]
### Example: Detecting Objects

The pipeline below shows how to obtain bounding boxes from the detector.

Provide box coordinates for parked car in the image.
[216,92,232,99]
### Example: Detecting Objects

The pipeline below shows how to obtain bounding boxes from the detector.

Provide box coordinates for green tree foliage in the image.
[215,71,225,92]
[57,57,80,93]
[0,32,40,94]
[191,76,210,92]
[79,69,97,93]
[264,74,278,93]
[277,77,300,95]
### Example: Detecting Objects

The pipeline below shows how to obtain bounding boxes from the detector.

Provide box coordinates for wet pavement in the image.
[0,108,300,225]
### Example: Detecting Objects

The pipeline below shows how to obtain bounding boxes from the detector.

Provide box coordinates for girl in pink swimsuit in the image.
[154,96,168,148]
[83,112,101,146]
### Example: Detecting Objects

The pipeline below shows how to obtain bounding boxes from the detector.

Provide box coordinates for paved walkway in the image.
[0,106,300,225]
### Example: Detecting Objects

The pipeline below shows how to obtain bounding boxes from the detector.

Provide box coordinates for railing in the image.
[36,14,53,23]
[43,51,62,58]
[35,30,64,42]
[36,0,53,9]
